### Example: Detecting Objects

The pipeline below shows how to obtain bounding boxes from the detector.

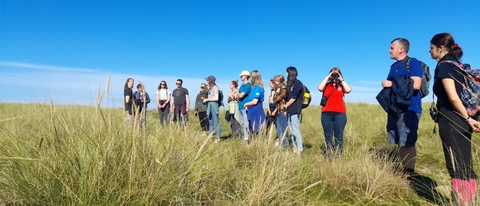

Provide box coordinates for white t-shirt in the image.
[156,89,170,100]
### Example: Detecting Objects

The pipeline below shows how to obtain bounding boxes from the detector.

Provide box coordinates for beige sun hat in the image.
[239,70,250,77]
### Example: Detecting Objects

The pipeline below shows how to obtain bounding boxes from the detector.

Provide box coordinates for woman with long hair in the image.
[226,80,242,138]
[194,83,209,135]
[430,32,479,205]
[244,70,266,137]
[284,66,304,156]
[124,78,134,122]
[272,74,288,147]
[203,76,222,142]
[156,80,171,127]
[318,67,352,158]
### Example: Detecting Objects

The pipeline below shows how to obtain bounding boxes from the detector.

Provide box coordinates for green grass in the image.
[0,101,479,205]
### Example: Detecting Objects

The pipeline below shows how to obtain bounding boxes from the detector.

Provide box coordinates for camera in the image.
[429,107,438,123]
[330,72,339,79]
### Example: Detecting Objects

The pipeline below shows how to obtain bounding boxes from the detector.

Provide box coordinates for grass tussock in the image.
[1,99,479,205]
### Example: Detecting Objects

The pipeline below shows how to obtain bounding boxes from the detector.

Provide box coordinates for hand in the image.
[469,120,480,132]
[381,80,392,88]
[194,111,198,116]
[186,108,190,112]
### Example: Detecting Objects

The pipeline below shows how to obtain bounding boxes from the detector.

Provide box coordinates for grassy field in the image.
[0,100,479,205]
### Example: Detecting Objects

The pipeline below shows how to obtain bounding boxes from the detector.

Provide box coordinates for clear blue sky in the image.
[1,0,479,108]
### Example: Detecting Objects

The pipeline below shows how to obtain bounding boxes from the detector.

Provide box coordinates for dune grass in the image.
[0,100,479,205]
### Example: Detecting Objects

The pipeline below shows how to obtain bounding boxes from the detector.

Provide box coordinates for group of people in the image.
[123,32,477,205]
[381,33,478,205]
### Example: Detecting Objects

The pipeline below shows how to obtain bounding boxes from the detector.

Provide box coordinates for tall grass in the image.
[0,99,478,205]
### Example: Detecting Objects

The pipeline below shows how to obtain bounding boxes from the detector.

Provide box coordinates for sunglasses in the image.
[176,83,181,85]
[161,83,165,85]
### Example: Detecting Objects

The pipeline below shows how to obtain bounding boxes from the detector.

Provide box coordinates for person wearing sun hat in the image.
[194,83,209,135]
[203,75,222,142]
[235,70,252,141]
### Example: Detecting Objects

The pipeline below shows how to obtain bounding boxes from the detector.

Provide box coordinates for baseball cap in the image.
[205,75,216,82]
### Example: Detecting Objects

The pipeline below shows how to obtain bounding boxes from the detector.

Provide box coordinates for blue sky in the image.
[1,0,479,108]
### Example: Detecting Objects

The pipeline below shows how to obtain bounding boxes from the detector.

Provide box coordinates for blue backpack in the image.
[442,60,480,117]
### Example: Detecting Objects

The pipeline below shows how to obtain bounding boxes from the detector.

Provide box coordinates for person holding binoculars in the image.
[318,67,351,158]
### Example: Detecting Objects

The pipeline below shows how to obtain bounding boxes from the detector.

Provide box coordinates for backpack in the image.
[302,86,312,108]
[406,57,431,98]
[442,60,480,117]
[218,89,224,107]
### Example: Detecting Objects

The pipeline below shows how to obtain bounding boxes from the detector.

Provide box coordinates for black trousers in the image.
[198,111,209,131]
[438,107,477,180]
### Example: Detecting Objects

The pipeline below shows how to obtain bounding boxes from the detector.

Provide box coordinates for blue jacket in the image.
[376,75,414,115]
[134,91,151,108]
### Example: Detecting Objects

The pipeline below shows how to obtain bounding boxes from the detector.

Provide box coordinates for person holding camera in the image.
[381,38,422,177]
[156,80,171,127]
[194,83,209,135]
[430,33,479,205]
[318,67,351,158]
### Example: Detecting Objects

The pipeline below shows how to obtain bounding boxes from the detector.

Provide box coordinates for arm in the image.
[273,89,287,104]
[186,94,190,112]
[244,98,259,108]
[443,78,480,131]
[411,76,422,90]
[340,81,352,94]
[165,91,170,105]
[145,92,151,104]
[156,92,161,108]
[170,96,175,112]
[318,75,330,92]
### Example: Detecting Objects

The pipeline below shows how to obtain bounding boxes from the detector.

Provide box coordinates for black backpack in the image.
[302,86,311,108]
[406,57,431,98]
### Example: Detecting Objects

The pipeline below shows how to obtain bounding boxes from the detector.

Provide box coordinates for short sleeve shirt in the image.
[238,82,252,110]
[433,55,464,111]
[247,85,264,103]
[156,89,170,100]
[387,57,423,113]
[172,87,189,105]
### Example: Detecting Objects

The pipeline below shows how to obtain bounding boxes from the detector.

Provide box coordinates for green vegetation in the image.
[1,101,478,205]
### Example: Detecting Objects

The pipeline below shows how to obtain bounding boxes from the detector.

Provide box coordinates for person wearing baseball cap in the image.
[235,70,252,141]
[203,75,222,142]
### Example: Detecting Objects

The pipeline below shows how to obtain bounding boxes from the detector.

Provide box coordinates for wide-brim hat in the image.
[239,70,250,77]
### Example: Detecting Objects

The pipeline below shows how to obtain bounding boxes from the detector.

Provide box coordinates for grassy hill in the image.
[0,101,478,205]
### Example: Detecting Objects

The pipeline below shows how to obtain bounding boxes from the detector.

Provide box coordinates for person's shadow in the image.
[369,147,449,205]
[407,174,449,205]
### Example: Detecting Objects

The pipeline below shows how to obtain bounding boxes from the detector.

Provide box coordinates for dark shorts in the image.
[387,111,421,147]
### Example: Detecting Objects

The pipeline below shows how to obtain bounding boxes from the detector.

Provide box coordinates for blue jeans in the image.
[276,113,288,147]
[239,109,249,140]
[288,114,303,152]
[321,112,347,155]
[208,105,221,137]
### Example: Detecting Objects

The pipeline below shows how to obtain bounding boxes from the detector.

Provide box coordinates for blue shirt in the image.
[247,85,264,103]
[387,57,423,113]
[238,82,252,110]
